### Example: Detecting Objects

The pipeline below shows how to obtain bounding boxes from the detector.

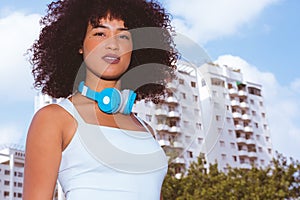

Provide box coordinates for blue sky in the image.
[0,0,299,160]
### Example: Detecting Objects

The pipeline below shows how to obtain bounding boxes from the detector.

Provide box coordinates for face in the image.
[81,17,133,81]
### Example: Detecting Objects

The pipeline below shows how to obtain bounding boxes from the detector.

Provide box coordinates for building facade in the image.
[0,145,25,200]
[133,61,273,173]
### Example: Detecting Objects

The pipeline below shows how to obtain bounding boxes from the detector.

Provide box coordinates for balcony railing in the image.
[155,108,168,116]
[242,114,251,121]
[240,102,249,109]
[231,100,240,107]
[228,88,238,96]
[168,126,181,133]
[238,90,248,97]
[236,137,247,144]
[244,126,253,133]
[156,124,170,132]
[167,111,180,118]
[158,139,171,147]
[232,112,242,119]
[165,96,179,104]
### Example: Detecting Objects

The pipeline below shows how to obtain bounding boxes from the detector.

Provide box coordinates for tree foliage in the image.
[162,152,300,200]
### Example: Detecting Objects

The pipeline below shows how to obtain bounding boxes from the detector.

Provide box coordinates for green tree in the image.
[161,152,300,200]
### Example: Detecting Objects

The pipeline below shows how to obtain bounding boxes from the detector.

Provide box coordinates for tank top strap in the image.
[56,98,85,124]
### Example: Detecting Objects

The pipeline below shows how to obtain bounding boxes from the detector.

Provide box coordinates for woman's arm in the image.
[23,105,64,200]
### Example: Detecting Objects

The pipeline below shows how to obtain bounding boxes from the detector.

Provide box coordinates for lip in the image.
[102,54,121,64]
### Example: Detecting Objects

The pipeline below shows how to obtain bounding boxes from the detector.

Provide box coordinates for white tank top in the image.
[56,99,168,200]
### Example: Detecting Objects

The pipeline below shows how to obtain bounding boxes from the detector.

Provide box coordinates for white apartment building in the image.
[134,61,273,172]
[0,144,25,200]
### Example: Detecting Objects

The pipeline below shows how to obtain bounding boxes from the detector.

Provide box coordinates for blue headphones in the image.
[78,81,137,115]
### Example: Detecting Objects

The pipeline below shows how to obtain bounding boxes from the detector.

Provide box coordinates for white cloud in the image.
[0,12,41,102]
[0,124,25,146]
[164,0,280,43]
[215,55,300,160]
[291,78,300,93]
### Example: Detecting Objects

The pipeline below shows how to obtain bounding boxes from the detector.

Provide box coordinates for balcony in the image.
[244,126,253,133]
[155,108,168,116]
[228,88,238,96]
[231,100,240,107]
[248,151,257,158]
[246,138,256,145]
[166,82,177,91]
[156,124,170,132]
[236,137,247,144]
[240,102,249,109]
[238,90,248,97]
[168,126,181,133]
[158,139,171,147]
[173,157,185,164]
[235,124,244,131]
[167,111,180,118]
[240,163,251,169]
[165,96,179,104]
[238,150,249,157]
[232,112,242,119]
[242,114,251,121]
[173,141,184,149]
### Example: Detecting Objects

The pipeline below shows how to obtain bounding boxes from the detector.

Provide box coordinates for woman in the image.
[23,0,178,199]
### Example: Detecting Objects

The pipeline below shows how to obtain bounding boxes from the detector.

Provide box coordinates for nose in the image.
[105,36,119,51]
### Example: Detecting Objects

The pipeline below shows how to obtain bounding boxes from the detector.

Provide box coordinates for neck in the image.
[84,75,121,92]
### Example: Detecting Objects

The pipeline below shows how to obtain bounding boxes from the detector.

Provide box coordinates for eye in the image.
[119,34,130,40]
[93,32,105,37]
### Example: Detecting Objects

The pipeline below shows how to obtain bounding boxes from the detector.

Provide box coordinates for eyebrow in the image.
[92,24,129,31]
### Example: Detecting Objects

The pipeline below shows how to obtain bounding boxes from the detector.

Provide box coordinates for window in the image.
[252,110,256,116]
[194,109,200,116]
[212,90,217,97]
[4,180,10,185]
[201,79,206,87]
[258,147,263,153]
[188,151,193,158]
[4,170,10,175]
[230,142,235,149]
[263,124,268,130]
[256,135,260,140]
[260,159,265,165]
[181,92,186,99]
[4,192,9,197]
[268,148,272,154]
[259,101,263,106]
[228,129,233,136]
[216,115,221,121]
[250,99,254,105]
[179,79,184,85]
[226,105,230,111]
[191,81,196,88]
[218,128,223,134]
[221,154,227,160]
[220,140,225,147]
[266,136,270,142]
[196,122,202,130]
[198,137,203,144]
[193,95,198,102]
[262,113,266,118]
[145,114,152,122]
[185,136,191,143]
[233,156,237,162]
[226,117,231,123]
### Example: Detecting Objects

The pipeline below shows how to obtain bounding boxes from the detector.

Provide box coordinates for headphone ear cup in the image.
[97,88,122,114]
[120,90,137,115]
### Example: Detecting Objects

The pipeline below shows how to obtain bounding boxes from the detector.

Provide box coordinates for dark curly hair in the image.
[29,0,178,100]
